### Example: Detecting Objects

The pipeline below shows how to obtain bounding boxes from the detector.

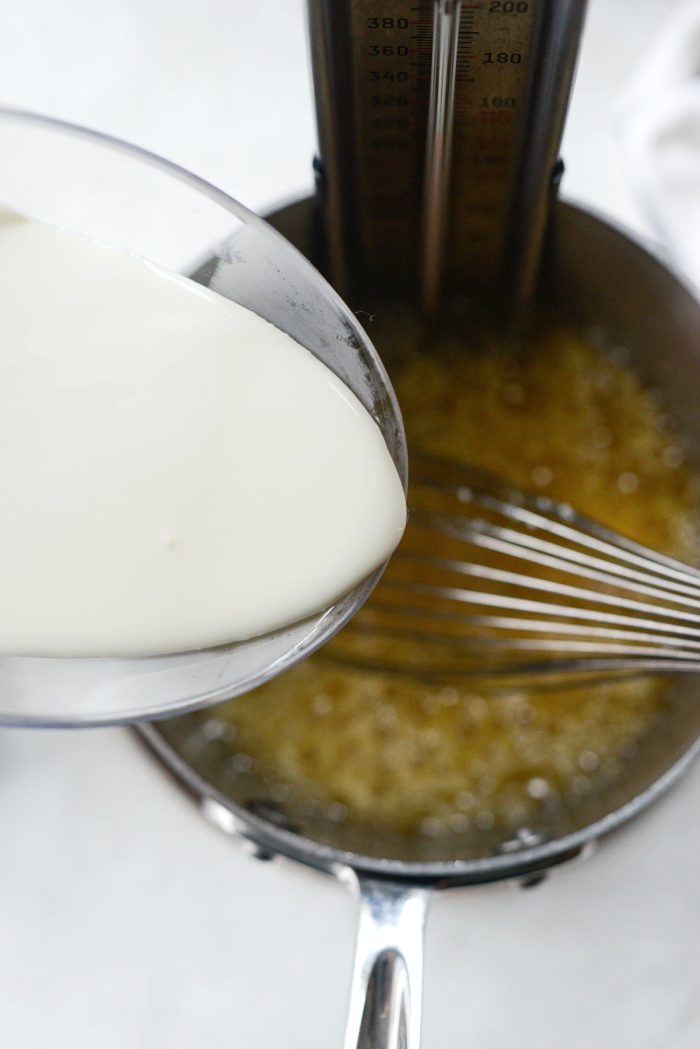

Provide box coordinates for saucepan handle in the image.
[344,877,432,1049]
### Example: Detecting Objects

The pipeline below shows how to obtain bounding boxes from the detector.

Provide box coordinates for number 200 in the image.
[489,1,529,12]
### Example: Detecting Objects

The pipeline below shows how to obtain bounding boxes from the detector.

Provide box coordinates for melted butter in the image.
[0,212,406,656]
[208,316,700,840]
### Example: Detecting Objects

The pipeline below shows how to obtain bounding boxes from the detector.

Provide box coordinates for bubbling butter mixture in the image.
[0,210,406,656]
[209,316,700,840]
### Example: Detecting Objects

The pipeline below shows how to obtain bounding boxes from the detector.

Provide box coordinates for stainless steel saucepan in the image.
[140,195,700,1049]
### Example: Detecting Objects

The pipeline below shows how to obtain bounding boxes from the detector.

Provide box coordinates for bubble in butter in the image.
[0,209,406,657]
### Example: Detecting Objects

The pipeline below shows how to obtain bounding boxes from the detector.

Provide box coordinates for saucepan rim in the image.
[139,195,700,884]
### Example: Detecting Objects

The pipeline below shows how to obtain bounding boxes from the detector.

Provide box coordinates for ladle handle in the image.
[344,878,432,1049]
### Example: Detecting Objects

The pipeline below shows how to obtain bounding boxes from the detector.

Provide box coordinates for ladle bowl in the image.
[142,195,700,1049]
[0,111,407,728]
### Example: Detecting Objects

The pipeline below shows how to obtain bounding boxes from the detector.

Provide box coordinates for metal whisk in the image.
[326,455,700,684]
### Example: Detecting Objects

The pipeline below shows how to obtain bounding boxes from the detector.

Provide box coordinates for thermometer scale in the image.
[308,0,586,317]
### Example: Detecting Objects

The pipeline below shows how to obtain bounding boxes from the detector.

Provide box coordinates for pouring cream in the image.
[0,208,406,657]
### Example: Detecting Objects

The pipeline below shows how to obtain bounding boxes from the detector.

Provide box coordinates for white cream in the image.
[0,210,406,657]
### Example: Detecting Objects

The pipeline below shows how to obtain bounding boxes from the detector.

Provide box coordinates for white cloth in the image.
[617,0,700,287]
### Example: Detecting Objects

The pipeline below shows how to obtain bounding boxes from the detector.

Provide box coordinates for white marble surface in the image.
[1,1,700,1046]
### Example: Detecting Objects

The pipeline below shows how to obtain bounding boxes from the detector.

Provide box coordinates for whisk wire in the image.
[325,458,700,683]
[426,517,700,606]
[450,484,700,585]
[382,569,700,630]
